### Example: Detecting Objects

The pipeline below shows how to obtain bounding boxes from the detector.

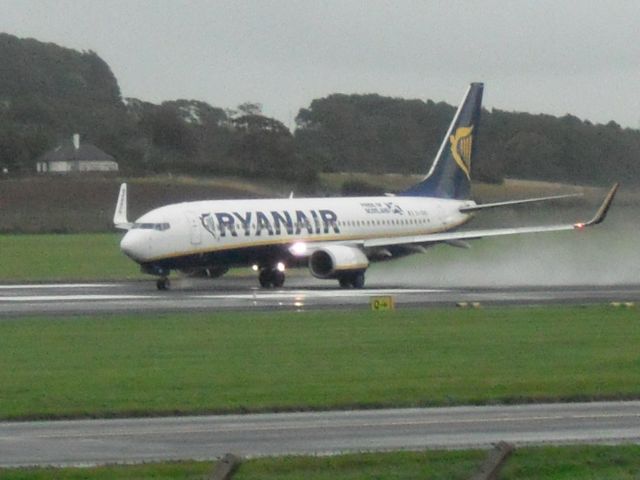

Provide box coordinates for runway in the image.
[0,279,639,316]
[2,401,639,467]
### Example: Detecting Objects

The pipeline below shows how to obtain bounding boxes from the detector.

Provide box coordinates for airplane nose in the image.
[120,231,146,261]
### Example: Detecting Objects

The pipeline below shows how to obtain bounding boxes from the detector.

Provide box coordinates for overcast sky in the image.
[1,0,639,129]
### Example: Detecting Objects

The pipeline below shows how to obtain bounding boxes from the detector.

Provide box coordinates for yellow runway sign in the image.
[370,296,395,311]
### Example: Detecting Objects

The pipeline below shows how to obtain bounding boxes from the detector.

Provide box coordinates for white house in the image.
[36,134,118,174]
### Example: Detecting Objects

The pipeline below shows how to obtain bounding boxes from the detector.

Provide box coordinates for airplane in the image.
[114,82,618,290]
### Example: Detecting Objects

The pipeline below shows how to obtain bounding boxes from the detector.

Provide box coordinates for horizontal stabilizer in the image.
[459,193,582,213]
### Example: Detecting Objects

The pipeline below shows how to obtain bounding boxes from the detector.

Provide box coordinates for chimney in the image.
[73,133,80,150]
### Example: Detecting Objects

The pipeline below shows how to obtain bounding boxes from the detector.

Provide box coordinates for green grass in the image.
[0,461,212,479]
[0,233,266,281]
[1,307,639,420]
[3,445,640,479]
[500,444,640,480]
[235,450,485,480]
[0,233,142,281]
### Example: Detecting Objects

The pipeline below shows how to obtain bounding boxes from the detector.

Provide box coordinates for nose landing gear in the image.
[156,277,171,290]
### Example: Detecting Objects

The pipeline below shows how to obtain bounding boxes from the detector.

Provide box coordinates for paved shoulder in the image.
[2,401,640,467]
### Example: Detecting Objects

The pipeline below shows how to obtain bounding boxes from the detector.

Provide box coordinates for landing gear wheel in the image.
[338,276,352,288]
[156,277,170,290]
[272,270,285,288]
[259,269,272,288]
[352,271,365,289]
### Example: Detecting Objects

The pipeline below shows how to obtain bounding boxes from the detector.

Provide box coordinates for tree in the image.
[230,114,312,181]
[237,102,262,117]
[146,104,195,153]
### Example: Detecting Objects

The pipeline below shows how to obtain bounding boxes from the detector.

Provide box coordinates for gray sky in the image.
[1,0,639,128]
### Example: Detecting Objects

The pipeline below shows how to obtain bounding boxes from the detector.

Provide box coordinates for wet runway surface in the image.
[2,401,640,467]
[0,279,639,316]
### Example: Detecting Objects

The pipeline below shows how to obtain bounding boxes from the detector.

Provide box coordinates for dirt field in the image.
[0,175,284,233]
[0,174,627,233]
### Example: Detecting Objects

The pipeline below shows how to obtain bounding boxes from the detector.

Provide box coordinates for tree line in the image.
[296,94,640,186]
[1,33,638,189]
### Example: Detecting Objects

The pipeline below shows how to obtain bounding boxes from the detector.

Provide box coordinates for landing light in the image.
[291,242,307,256]
[276,262,286,272]
[251,264,259,271]
[574,222,585,230]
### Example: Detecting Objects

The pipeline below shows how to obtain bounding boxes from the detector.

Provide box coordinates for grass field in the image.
[0,233,142,281]
[236,445,640,480]
[3,445,640,479]
[1,307,639,420]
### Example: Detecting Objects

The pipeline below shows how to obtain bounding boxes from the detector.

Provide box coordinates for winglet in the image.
[574,183,619,229]
[113,183,132,230]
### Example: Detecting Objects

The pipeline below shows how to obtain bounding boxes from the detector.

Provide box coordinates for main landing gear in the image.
[258,266,285,288]
[156,277,171,290]
[338,271,365,289]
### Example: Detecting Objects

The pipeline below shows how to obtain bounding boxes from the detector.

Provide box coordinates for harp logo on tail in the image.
[449,126,473,179]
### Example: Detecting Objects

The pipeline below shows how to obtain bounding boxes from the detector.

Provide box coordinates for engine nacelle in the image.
[308,245,369,279]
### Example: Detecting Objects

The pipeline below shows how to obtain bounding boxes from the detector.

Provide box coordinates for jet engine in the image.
[308,245,369,279]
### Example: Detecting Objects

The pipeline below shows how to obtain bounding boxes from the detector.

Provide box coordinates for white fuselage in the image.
[120,195,474,268]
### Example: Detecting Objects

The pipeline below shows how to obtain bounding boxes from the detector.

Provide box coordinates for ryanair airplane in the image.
[114,83,618,290]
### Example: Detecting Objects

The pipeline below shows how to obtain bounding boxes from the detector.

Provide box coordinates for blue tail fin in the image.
[400,82,483,199]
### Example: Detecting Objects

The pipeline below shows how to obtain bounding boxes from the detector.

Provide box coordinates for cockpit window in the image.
[132,222,170,231]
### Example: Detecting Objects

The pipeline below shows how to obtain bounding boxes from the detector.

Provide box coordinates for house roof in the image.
[38,140,115,163]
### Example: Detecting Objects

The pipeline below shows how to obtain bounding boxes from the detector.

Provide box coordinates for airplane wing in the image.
[362,183,618,249]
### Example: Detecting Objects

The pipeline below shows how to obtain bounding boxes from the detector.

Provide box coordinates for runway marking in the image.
[0,295,156,302]
[191,288,447,300]
[0,284,121,290]
[0,288,448,305]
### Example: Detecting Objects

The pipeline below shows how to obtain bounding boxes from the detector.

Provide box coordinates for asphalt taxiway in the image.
[2,401,640,467]
[0,279,639,316]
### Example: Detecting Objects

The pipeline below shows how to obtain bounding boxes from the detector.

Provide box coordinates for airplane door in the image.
[185,212,202,245]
